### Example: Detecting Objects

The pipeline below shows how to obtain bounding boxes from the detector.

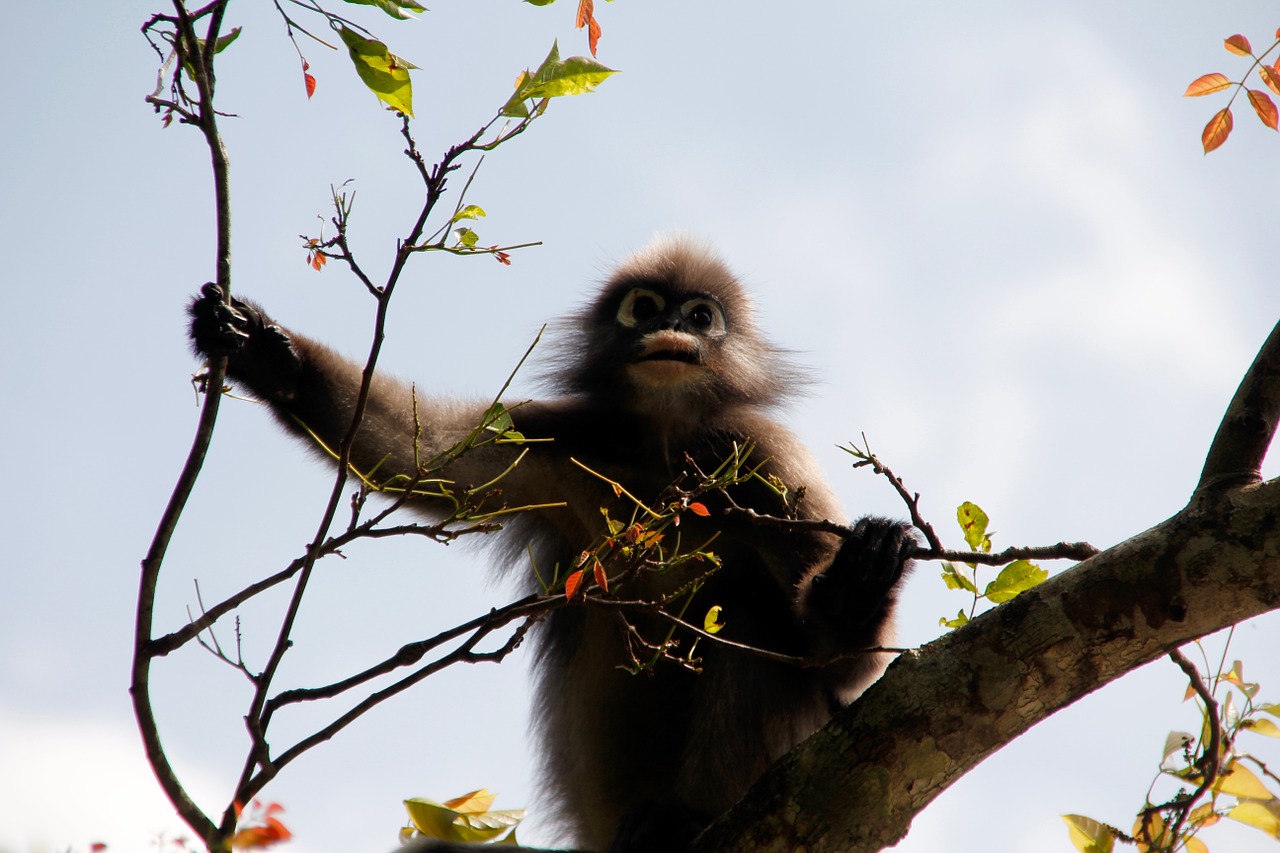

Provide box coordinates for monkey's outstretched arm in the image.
[187,284,535,510]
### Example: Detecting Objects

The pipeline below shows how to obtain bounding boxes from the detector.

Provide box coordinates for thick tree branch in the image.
[695,476,1280,852]
[1197,318,1280,495]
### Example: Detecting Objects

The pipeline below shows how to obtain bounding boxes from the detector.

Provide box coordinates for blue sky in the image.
[3,2,1280,851]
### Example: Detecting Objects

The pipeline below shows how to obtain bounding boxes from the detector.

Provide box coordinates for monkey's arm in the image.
[187,284,535,511]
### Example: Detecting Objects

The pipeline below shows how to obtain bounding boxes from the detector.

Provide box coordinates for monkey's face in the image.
[613,287,727,391]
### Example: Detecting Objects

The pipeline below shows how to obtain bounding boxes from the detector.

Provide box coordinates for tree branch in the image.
[1197,318,1280,495]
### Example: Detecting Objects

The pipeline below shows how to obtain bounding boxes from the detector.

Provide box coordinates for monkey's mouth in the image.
[635,331,700,365]
[638,348,699,365]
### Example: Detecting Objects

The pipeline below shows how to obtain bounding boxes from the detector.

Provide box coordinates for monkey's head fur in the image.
[556,236,805,420]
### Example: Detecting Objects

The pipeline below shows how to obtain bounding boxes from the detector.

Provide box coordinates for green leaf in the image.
[1061,814,1117,853]
[343,0,427,19]
[183,26,242,80]
[940,609,969,629]
[704,605,726,634]
[335,24,415,116]
[983,560,1047,603]
[940,561,977,593]
[500,40,617,117]
[455,227,479,248]
[957,501,992,553]
[523,0,557,5]
[451,205,487,223]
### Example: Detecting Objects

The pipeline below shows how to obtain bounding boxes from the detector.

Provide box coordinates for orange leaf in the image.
[304,72,317,99]
[687,502,710,517]
[592,559,608,592]
[1260,65,1280,97]
[576,0,601,56]
[1225,34,1252,56]
[1184,72,1232,97]
[565,569,584,598]
[1202,107,1233,153]
[1249,88,1280,129]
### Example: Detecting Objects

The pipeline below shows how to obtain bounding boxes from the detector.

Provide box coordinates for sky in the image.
[3,2,1280,852]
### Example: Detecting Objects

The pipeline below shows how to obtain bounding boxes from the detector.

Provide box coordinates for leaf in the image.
[940,561,977,593]
[1248,89,1279,129]
[1212,763,1275,800]
[1259,65,1280,97]
[983,560,1047,603]
[939,609,969,629]
[1161,731,1195,766]
[500,40,617,117]
[1202,107,1233,154]
[343,0,427,19]
[592,559,608,592]
[1244,718,1280,738]
[956,501,992,553]
[335,24,415,116]
[524,0,557,5]
[1183,837,1209,853]
[404,795,526,844]
[564,569,584,598]
[304,68,317,99]
[443,789,495,814]
[1061,814,1117,853]
[451,205,487,223]
[1228,800,1280,839]
[687,501,710,517]
[1184,72,1233,97]
[704,605,725,634]
[576,0,601,56]
[1225,34,1252,56]
[183,26,243,80]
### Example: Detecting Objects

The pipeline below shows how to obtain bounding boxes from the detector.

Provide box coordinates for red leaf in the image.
[592,560,608,592]
[687,502,710,517]
[304,73,317,99]
[1201,107,1233,153]
[565,569,584,598]
[1225,34,1252,56]
[1183,72,1232,97]
[90,844,108,852]
[1248,89,1278,129]
[576,0,601,56]
[1260,65,1280,97]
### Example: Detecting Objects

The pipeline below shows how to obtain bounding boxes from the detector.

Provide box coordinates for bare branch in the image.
[1198,318,1280,495]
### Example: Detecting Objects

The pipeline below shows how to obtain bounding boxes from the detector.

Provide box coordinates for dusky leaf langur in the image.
[188,236,916,852]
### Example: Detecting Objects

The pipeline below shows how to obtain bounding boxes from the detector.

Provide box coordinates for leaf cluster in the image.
[1185,29,1280,153]
[1065,643,1280,853]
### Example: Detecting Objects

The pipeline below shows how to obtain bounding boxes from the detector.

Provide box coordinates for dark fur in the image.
[188,237,914,852]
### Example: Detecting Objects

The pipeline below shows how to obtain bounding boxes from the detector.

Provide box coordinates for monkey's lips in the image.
[629,332,705,386]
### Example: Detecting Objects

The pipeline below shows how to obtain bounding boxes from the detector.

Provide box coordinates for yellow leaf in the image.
[1183,836,1209,853]
[1202,107,1233,154]
[704,605,725,635]
[1061,814,1117,853]
[1225,34,1252,56]
[1246,718,1280,738]
[1184,72,1233,97]
[1259,65,1280,97]
[1228,800,1280,838]
[444,789,495,814]
[1213,763,1274,800]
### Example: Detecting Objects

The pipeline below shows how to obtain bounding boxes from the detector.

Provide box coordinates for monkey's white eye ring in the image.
[617,288,666,328]
[681,298,726,336]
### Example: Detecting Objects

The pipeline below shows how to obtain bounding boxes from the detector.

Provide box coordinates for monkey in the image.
[188,236,915,852]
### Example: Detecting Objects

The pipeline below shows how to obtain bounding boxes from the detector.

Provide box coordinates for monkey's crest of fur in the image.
[551,236,807,414]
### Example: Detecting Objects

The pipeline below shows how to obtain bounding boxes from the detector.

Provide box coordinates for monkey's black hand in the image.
[188,283,303,400]
[808,516,916,643]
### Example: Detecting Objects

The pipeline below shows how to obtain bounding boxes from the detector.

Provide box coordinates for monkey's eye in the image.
[681,298,726,335]
[616,288,666,328]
